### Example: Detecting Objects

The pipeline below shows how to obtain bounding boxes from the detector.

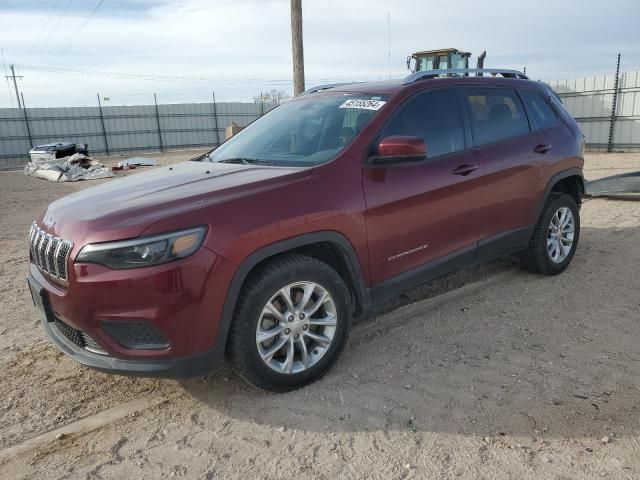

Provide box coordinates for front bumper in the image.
[29,243,238,378]
[41,310,222,378]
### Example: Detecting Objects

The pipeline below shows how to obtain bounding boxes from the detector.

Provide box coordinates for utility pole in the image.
[20,92,33,148]
[6,64,23,109]
[290,0,305,96]
[96,93,110,156]
[153,93,164,152]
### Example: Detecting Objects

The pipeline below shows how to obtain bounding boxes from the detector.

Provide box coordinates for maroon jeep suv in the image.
[28,69,584,391]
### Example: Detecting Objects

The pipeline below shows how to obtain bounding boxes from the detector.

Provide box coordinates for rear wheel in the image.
[226,254,351,392]
[521,194,580,275]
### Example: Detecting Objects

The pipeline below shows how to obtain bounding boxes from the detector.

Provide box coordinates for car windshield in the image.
[207,94,387,167]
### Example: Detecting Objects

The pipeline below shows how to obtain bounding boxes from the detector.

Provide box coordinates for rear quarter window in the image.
[519,89,559,130]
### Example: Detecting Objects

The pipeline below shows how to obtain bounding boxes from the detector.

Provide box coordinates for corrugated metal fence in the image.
[0,101,273,170]
[2,71,640,170]
[549,69,640,152]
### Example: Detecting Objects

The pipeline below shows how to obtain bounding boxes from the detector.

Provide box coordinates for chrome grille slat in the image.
[36,230,46,269]
[28,225,36,258]
[32,229,40,266]
[39,235,51,272]
[29,224,36,247]
[42,234,53,272]
[57,242,72,280]
[53,240,63,277]
[46,236,59,273]
[29,223,73,282]
[30,227,38,260]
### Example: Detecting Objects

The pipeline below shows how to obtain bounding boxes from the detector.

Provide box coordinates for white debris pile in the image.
[23,153,115,182]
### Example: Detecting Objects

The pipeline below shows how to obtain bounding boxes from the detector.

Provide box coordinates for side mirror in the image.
[369,136,427,165]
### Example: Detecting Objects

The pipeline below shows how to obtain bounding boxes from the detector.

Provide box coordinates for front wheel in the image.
[226,254,351,392]
[521,193,580,275]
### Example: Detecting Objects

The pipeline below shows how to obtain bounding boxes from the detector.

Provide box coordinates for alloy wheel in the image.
[547,206,575,263]
[255,281,337,374]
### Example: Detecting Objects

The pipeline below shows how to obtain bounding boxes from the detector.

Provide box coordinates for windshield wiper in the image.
[189,148,215,162]
[217,157,275,166]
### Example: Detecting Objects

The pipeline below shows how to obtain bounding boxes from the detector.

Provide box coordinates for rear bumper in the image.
[41,312,223,378]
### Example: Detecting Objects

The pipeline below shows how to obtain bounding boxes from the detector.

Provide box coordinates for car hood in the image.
[38,161,311,244]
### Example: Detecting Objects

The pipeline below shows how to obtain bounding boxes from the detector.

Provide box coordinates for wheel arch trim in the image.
[215,231,371,355]
[535,167,584,220]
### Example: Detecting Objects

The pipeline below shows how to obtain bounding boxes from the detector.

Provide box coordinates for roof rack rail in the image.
[301,82,362,95]
[403,68,528,85]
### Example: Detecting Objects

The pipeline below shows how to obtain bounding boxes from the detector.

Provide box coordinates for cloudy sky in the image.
[1,0,639,107]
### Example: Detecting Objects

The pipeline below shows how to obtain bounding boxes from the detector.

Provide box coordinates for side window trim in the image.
[515,89,535,132]
[364,86,471,165]
[462,85,533,149]
[454,87,474,149]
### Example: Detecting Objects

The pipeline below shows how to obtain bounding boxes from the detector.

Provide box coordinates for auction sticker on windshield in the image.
[339,99,386,110]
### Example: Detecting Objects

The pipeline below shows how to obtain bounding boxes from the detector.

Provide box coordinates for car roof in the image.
[307,75,543,98]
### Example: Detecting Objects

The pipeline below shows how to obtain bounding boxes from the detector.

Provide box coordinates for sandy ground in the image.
[0,152,639,479]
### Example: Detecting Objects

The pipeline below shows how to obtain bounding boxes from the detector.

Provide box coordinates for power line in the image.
[51,0,105,62]
[36,0,75,59]
[24,0,62,63]
[13,63,385,85]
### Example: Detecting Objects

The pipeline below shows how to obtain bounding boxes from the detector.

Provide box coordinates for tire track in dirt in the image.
[0,395,171,466]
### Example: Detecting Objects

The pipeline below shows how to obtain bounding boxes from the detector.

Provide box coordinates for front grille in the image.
[101,320,170,350]
[29,223,73,281]
[81,332,108,355]
[54,318,108,355]
[54,318,83,348]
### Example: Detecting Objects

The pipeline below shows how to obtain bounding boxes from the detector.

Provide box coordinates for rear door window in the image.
[464,88,530,146]
[519,89,559,130]
[379,89,465,158]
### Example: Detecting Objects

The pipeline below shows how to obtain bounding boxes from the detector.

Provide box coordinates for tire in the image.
[226,254,352,392]
[521,193,580,275]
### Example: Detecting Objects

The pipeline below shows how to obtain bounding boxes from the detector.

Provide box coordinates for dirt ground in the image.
[0,151,639,479]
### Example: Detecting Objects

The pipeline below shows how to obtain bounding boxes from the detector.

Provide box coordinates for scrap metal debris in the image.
[116,157,159,168]
[29,142,88,163]
[23,153,114,182]
[584,171,640,200]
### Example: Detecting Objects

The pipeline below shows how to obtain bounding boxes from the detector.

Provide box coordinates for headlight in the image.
[76,226,207,269]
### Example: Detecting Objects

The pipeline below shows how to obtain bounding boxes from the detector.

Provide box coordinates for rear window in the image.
[464,88,530,146]
[519,89,559,130]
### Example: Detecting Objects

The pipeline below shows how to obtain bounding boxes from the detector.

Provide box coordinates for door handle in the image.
[452,163,479,176]
[534,144,552,154]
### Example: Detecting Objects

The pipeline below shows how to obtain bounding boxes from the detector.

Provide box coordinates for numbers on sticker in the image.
[339,99,386,111]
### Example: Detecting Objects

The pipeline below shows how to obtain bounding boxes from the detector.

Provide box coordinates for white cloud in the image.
[1,0,639,107]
